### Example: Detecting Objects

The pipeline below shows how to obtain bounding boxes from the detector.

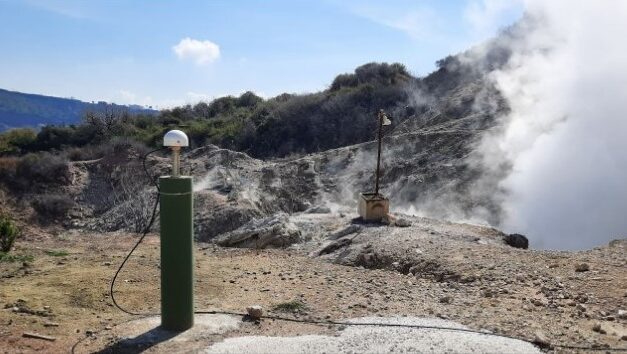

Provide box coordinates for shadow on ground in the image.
[93,326,180,354]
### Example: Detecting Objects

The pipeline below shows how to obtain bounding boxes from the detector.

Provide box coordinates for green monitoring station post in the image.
[160,130,194,331]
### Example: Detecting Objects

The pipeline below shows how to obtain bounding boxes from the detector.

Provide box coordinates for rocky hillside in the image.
[0,23,522,231]
[0,33,517,237]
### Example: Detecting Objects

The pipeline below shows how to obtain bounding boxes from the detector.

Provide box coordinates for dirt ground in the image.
[1,226,626,353]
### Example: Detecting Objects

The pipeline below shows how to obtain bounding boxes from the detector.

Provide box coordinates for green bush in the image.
[0,128,37,154]
[272,300,308,313]
[330,73,359,91]
[0,214,19,253]
[45,249,69,257]
[0,252,33,263]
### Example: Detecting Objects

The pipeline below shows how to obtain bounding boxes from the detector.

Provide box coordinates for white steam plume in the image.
[478,1,627,249]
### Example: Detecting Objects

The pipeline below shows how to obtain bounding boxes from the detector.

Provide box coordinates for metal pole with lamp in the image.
[375,109,391,196]
[358,110,391,221]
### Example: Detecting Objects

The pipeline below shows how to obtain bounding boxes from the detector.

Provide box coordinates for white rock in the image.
[246,305,263,320]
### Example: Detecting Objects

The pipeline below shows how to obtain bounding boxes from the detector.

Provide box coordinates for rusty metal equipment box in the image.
[358,193,389,221]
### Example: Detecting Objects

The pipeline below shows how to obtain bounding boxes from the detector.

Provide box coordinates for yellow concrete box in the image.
[358,193,389,221]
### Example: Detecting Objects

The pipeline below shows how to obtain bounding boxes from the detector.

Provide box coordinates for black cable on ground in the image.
[109,147,166,316]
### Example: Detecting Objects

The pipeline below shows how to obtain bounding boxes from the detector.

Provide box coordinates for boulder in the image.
[327,225,362,240]
[316,237,353,256]
[504,233,529,249]
[214,213,301,249]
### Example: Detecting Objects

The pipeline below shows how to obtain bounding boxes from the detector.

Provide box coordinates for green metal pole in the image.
[159,176,194,331]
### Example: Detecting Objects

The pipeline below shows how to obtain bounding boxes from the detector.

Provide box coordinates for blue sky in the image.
[0,0,523,108]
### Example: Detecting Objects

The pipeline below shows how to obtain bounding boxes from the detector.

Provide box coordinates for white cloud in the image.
[186,91,213,102]
[348,3,445,42]
[172,38,221,65]
[464,0,522,38]
[24,0,90,19]
[111,89,154,107]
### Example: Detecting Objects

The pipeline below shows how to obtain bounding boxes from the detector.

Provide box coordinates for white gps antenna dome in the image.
[163,129,188,177]
[163,129,189,147]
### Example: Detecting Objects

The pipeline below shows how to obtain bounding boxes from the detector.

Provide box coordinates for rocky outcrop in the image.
[214,213,302,248]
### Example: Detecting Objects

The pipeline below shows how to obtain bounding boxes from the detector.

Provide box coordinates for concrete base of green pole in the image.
[159,176,194,331]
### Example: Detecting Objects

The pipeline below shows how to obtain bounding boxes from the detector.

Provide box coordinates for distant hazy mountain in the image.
[0,88,157,131]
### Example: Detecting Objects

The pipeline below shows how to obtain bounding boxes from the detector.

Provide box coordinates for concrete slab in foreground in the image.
[204,317,541,354]
[80,315,541,354]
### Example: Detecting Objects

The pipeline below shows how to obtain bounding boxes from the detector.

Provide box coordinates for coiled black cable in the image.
[109,146,166,316]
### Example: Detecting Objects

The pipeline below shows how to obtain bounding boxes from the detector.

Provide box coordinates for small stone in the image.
[618,309,627,319]
[246,305,263,320]
[394,218,412,227]
[592,323,606,334]
[533,331,551,348]
[532,299,545,307]
[103,262,111,266]
[439,296,452,304]
[575,263,589,272]
[104,326,112,330]
[576,303,587,312]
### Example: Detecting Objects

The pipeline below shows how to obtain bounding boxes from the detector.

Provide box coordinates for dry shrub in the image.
[31,194,74,219]
[111,163,156,233]
[0,153,70,192]
[0,157,19,183]
[64,145,107,161]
